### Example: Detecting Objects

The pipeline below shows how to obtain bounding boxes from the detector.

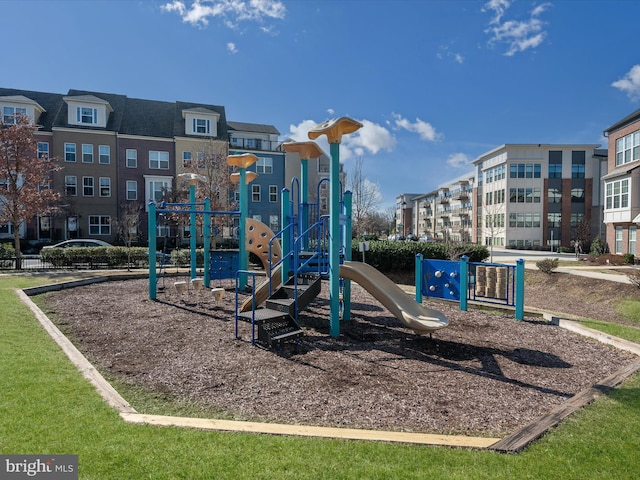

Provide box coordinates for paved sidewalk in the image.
[489,248,637,284]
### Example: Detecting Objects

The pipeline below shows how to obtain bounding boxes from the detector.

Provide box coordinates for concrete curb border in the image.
[17,276,640,451]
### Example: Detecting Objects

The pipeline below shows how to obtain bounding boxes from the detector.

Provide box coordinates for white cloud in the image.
[287,118,396,162]
[483,1,551,56]
[226,42,238,53]
[612,65,640,101]
[483,0,511,25]
[392,114,442,142]
[446,153,471,168]
[161,0,286,28]
[436,45,464,64]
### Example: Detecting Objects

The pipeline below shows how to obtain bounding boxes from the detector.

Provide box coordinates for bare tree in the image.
[481,201,506,263]
[348,156,381,237]
[0,116,60,268]
[113,201,144,270]
[181,140,233,246]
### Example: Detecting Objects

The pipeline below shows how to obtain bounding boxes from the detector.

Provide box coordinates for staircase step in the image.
[237,308,290,324]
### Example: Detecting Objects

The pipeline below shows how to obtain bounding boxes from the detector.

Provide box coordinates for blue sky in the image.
[3,0,640,209]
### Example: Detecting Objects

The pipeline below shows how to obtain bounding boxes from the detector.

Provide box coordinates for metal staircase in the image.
[237,273,321,349]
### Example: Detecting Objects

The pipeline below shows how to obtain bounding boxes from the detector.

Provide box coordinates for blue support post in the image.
[238,168,247,289]
[515,258,525,320]
[281,188,290,278]
[189,183,197,279]
[148,202,157,300]
[203,197,211,288]
[300,158,309,250]
[329,142,340,337]
[415,253,423,304]
[343,190,352,321]
[460,255,468,311]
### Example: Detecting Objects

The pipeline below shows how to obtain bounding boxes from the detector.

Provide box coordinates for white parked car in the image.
[41,239,112,250]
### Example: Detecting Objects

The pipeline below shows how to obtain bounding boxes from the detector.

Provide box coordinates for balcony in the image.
[229,138,282,152]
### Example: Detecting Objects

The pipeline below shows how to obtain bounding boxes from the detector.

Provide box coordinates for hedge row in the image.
[40,246,151,268]
[350,241,489,272]
[38,242,490,272]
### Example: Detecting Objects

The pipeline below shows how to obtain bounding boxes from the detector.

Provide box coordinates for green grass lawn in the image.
[2,274,640,479]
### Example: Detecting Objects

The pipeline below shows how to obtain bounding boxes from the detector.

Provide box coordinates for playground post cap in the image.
[282,140,325,159]
[308,117,363,144]
[227,153,259,168]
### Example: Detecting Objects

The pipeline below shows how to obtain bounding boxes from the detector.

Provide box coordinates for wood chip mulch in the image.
[40,274,638,437]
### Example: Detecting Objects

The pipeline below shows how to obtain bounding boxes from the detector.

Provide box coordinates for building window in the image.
[605,178,629,209]
[548,187,561,203]
[2,106,27,124]
[615,226,623,254]
[256,157,273,174]
[99,177,111,197]
[99,145,110,164]
[65,143,76,162]
[149,151,169,169]
[126,149,137,168]
[89,215,111,235]
[571,162,585,178]
[83,177,94,196]
[37,142,49,160]
[549,151,562,178]
[269,215,279,232]
[82,144,93,163]
[630,226,637,254]
[246,139,255,149]
[534,164,541,178]
[65,176,77,196]
[149,180,170,203]
[252,184,261,202]
[269,185,278,202]
[615,131,640,166]
[182,151,192,168]
[126,180,137,201]
[548,163,562,178]
[77,107,97,125]
[509,163,541,179]
[548,212,561,228]
[193,118,210,134]
[196,152,206,168]
[570,213,584,227]
[571,188,585,202]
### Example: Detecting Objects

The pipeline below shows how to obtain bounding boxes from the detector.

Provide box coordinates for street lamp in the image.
[402,201,407,237]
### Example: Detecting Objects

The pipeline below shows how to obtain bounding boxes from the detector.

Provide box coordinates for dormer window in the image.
[3,106,27,124]
[194,118,210,134]
[63,95,112,128]
[77,107,98,125]
[182,107,219,137]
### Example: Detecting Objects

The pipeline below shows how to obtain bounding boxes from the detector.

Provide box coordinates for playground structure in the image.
[418,255,525,320]
[147,117,450,348]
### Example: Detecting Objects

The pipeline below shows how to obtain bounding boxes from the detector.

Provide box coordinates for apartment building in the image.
[0,87,288,247]
[603,108,640,256]
[228,121,284,234]
[473,144,607,249]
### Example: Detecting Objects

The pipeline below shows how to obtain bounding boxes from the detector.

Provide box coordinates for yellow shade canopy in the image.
[230,171,258,184]
[308,116,363,144]
[282,141,325,160]
[227,153,258,169]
